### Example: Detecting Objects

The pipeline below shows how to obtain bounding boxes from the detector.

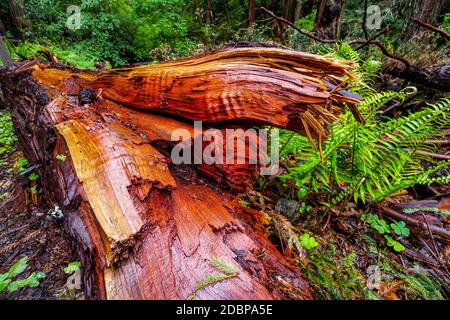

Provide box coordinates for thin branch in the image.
[411,17,450,41]
[362,0,369,40]
[261,6,336,44]
[354,27,390,51]
[350,39,411,68]
[423,140,450,145]
[421,213,450,276]
[414,150,450,160]
[378,206,450,243]
[261,6,411,68]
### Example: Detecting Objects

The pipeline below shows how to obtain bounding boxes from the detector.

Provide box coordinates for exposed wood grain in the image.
[31,46,362,139]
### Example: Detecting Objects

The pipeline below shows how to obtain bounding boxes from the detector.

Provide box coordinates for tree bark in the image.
[248,0,256,25]
[294,0,303,21]
[0,36,12,67]
[284,0,293,22]
[0,18,6,34]
[0,46,361,299]
[205,0,213,25]
[5,0,23,35]
[313,0,342,38]
[385,64,450,92]
[404,0,446,40]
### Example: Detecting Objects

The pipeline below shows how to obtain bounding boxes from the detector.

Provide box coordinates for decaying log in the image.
[385,64,450,92]
[0,46,361,300]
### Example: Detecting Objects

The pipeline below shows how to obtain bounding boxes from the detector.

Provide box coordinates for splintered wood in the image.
[0,46,363,300]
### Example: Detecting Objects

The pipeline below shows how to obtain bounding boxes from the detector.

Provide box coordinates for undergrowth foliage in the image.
[279,45,450,207]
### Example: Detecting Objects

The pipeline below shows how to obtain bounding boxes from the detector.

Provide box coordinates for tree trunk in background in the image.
[301,0,315,18]
[5,0,22,34]
[0,18,6,34]
[404,0,446,40]
[0,36,12,67]
[313,0,342,38]
[205,0,213,25]
[248,0,256,25]
[294,0,303,21]
[283,0,291,22]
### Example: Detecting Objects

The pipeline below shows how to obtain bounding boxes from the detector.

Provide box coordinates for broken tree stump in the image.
[0,46,362,300]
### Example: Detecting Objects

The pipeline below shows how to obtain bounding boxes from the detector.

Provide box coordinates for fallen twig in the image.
[423,140,450,145]
[261,7,335,44]
[378,206,450,243]
[420,213,450,277]
[414,150,450,161]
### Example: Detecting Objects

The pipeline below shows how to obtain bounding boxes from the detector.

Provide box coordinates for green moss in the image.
[299,244,378,300]
[0,112,16,157]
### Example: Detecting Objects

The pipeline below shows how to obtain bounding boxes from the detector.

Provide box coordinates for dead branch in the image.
[378,206,450,243]
[261,6,411,68]
[409,17,450,41]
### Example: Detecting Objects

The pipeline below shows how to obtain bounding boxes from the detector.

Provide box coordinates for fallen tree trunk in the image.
[385,64,450,92]
[0,46,361,300]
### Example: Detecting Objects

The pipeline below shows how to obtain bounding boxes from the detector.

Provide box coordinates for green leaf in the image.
[390,221,410,237]
[64,261,81,275]
[56,154,67,162]
[28,172,39,181]
[24,272,46,287]
[7,272,46,293]
[297,187,308,200]
[0,279,11,293]
[384,235,405,252]
[7,256,29,278]
[299,233,319,250]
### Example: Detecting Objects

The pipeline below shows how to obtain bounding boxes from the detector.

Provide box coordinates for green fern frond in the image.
[282,93,450,207]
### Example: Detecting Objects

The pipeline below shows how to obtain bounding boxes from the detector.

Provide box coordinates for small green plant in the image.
[362,214,391,235]
[56,154,67,162]
[299,233,319,250]
[30,185,38,194]
[381,262,444,300]
[0,256,46,295]
[361,214,407,252]
[14,157,29,174]
[294,10,316,32]
[390,221,410,237]
[280,45,450,209]
[0,112,16,156]
[443,12,450,33]
[299,202,313,214]
[28,172,39,182]
[299,245,377,299]
[188,257,238,300]
[64,262,81,275]
[384,235,406,252]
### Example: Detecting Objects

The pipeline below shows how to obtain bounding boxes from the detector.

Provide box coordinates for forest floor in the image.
[0,112,81,300]
[244,176,450,299]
